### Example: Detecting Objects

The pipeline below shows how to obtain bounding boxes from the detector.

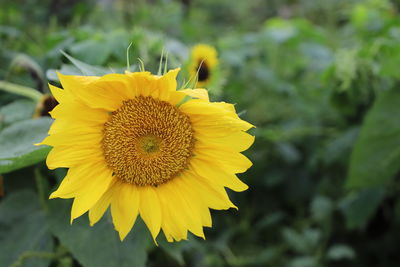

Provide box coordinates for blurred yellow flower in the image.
[189,44,218,87]
[39,68,254,242]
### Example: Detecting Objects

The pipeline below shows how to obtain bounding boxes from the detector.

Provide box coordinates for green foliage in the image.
[1,0,400,266]
[0,190,53,267]
[340,187,385,229]
[47,199,150,267]
[347,88,400,189]
[0,118,51,174]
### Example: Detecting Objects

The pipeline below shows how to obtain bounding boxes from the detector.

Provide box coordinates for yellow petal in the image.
[40,131,102,148]
[49,163,111,199]
[169,91,187,106]
[158,68,180,92]
[47,117,104,135]
[46,146,103,169]
[175,178,212,227]
[50,99,109,122]
[196,131,255,152]
[57,72,99,92]
[69,167,114,222]
[195,149,253,174]
[111,182,140,240]
[180,89,209,101]
[48,84,66,103]
[139,186,162,242]
[189,157,248,192]
[89,183,115,226]
[160,180,205,239]
[49,166,92,199]
[179,99,229,115]
[71,79,129,111]
[183,171,237,210]
[157,184,188,242]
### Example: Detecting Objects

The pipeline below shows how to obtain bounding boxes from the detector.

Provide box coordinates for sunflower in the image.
[38,68,254,242]
[189,44,218,87]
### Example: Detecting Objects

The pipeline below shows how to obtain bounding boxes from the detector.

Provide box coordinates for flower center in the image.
[140,135,160,153]
[101,96,195,186]
[197,61,209,82]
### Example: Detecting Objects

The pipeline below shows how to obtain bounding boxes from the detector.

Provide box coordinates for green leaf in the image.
[48,198,151,267]
[10,54,45,82]
[0,190,53,267]
[339,187,385,230]
[326,244,355,261]
[70,40,111,66]
[0,99,36,130]
[0,118,52,174]
[282,228,320,254]
[347,88,400,189]
[288,256,318,267]
[60,50,111,76]
[310,195,333,222]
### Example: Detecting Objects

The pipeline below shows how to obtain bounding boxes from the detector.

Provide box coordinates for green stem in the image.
[0,81,43,102]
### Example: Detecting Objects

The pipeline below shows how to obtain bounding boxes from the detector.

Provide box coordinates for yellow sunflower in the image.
[189,44,218,87]
[38,68,254,242]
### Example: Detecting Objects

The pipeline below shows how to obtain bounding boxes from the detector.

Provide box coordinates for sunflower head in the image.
[39,68,254,243]
[189,44,218,87]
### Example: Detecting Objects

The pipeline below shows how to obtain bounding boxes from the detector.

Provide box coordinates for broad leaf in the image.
[339,187,385,230]
[48,198,151,267]
[70,39,111,66]
[347,88,400,188]
[0,190,53,267]
[0,99,36,130]
[0,118,52,174]
[60,50,111,76]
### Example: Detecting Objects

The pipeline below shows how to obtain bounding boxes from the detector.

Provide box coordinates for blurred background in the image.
[1,0,400,266]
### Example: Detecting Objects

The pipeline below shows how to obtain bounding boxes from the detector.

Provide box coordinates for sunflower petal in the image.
[190,157,248,191]
[69,167,114,222]
[139,186,162,243]
[180,89,209,101]
[89,184,115,226]
[111,182,140,240]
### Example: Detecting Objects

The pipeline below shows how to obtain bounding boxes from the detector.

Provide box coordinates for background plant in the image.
[1,0,400,266]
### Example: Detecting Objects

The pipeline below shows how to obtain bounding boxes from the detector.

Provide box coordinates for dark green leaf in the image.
[0,118,52,174]
[339,187,385,230]
[48,198,151,267]
[0,190,53,267]
[347,89,400,188]
[0,99,36,130]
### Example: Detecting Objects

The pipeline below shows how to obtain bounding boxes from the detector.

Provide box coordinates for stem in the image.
[126,42,133,72]
[34,167,48,211]
[0,81,43,102]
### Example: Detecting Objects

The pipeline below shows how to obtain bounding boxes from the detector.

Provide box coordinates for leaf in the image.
[60,50,112,76]
[70,40,112,66]
[158,240,186,265]
[48,198,151,267]
[326,244,355,261]
[0,99,36,130]
[282,228,321,254]
[0,118,52,174]
[347,88,400,189]
[10,54,45,82]
[310,195,333,222]
[339,187,385,230]
[0,190,53,267]
[288,256,318,267]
